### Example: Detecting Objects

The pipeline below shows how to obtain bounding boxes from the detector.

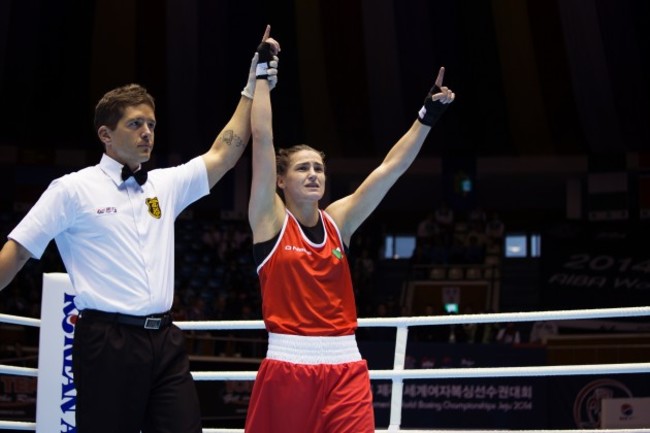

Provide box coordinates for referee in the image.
[0,27,279,433]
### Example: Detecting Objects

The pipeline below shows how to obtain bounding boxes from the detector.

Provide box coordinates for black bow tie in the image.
[121,165,148,185]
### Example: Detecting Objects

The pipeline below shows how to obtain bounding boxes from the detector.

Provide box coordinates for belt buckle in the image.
[144,317,162,330]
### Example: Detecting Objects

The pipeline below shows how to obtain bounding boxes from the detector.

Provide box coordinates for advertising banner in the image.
[601,397,650,428]
[548,375,650,429]
[360,341,548,429]
[541,222,650,309]
[36,273,77,432]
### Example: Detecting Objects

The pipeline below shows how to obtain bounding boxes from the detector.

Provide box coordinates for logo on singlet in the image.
[332,247,343,260]
[284,245,312,255]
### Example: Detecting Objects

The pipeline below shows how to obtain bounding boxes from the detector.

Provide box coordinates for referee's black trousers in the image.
[72,313,202,433]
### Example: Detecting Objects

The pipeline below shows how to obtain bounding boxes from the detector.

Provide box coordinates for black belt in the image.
[80,309,173,330]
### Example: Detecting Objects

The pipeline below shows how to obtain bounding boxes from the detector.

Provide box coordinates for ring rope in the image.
[1,361,649,382]
[0,364,37,377]
[175,305,650,331]
[3,422,648,433]
[0,421,37,431]
[0,313,40,327]
[187,362,650,382]
[3,305,648,330]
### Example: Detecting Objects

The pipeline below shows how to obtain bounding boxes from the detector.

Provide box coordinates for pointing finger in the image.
[435,66,445,89]
[261,24,271,42]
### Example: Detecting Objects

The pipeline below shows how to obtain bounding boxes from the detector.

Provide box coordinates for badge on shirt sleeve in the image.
[146,197,162,219]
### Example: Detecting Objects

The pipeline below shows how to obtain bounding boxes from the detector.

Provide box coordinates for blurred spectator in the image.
[201,223,222,250]
[434,202,454,246]
[361,303,397,341]
[353,248,375,288]
[495,322,521,344]
[468,205,487,230]
[416,212,438,247]
[529,321,558,344]
[485,212,505,241]
[210,296,231,321]
[435,202,454,227]
[429,233,449,264]
[448,235,466,264]
[187,295,207,321]
[171,294,188,321]
[409,244,431,267]
[353,248,376,309]
[399,304,412,316]
[2,285,28,316]
[464,233,486,264]
[459,305,478,343]
[414,304,451,343]
[475,309,499,344]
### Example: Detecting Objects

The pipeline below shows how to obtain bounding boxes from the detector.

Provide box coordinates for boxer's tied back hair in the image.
[276,144,326,176]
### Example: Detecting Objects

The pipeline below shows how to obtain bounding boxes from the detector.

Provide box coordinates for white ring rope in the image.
[187,362,650,382]
[176,305,650,331]
[0,421,36,431]
[3,305,648,330]
[0,313,40,327]
[1,306,649,432]
[1,362,649,382]
[4,423,648,433]
[0,364,37,377]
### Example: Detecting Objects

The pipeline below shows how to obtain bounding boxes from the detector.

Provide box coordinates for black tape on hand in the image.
[256,42,273,79]
[417,85,449,127]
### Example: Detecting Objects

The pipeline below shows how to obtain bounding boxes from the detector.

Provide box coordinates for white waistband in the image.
[266,332,362,365]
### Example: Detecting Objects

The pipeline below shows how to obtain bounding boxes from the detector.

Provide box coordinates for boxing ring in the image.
[0,273,649,432]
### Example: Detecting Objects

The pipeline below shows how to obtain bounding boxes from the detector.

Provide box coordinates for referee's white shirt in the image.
[8,154,209,316]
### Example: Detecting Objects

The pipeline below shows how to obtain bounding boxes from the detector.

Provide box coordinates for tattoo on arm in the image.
[220,130,244,147]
